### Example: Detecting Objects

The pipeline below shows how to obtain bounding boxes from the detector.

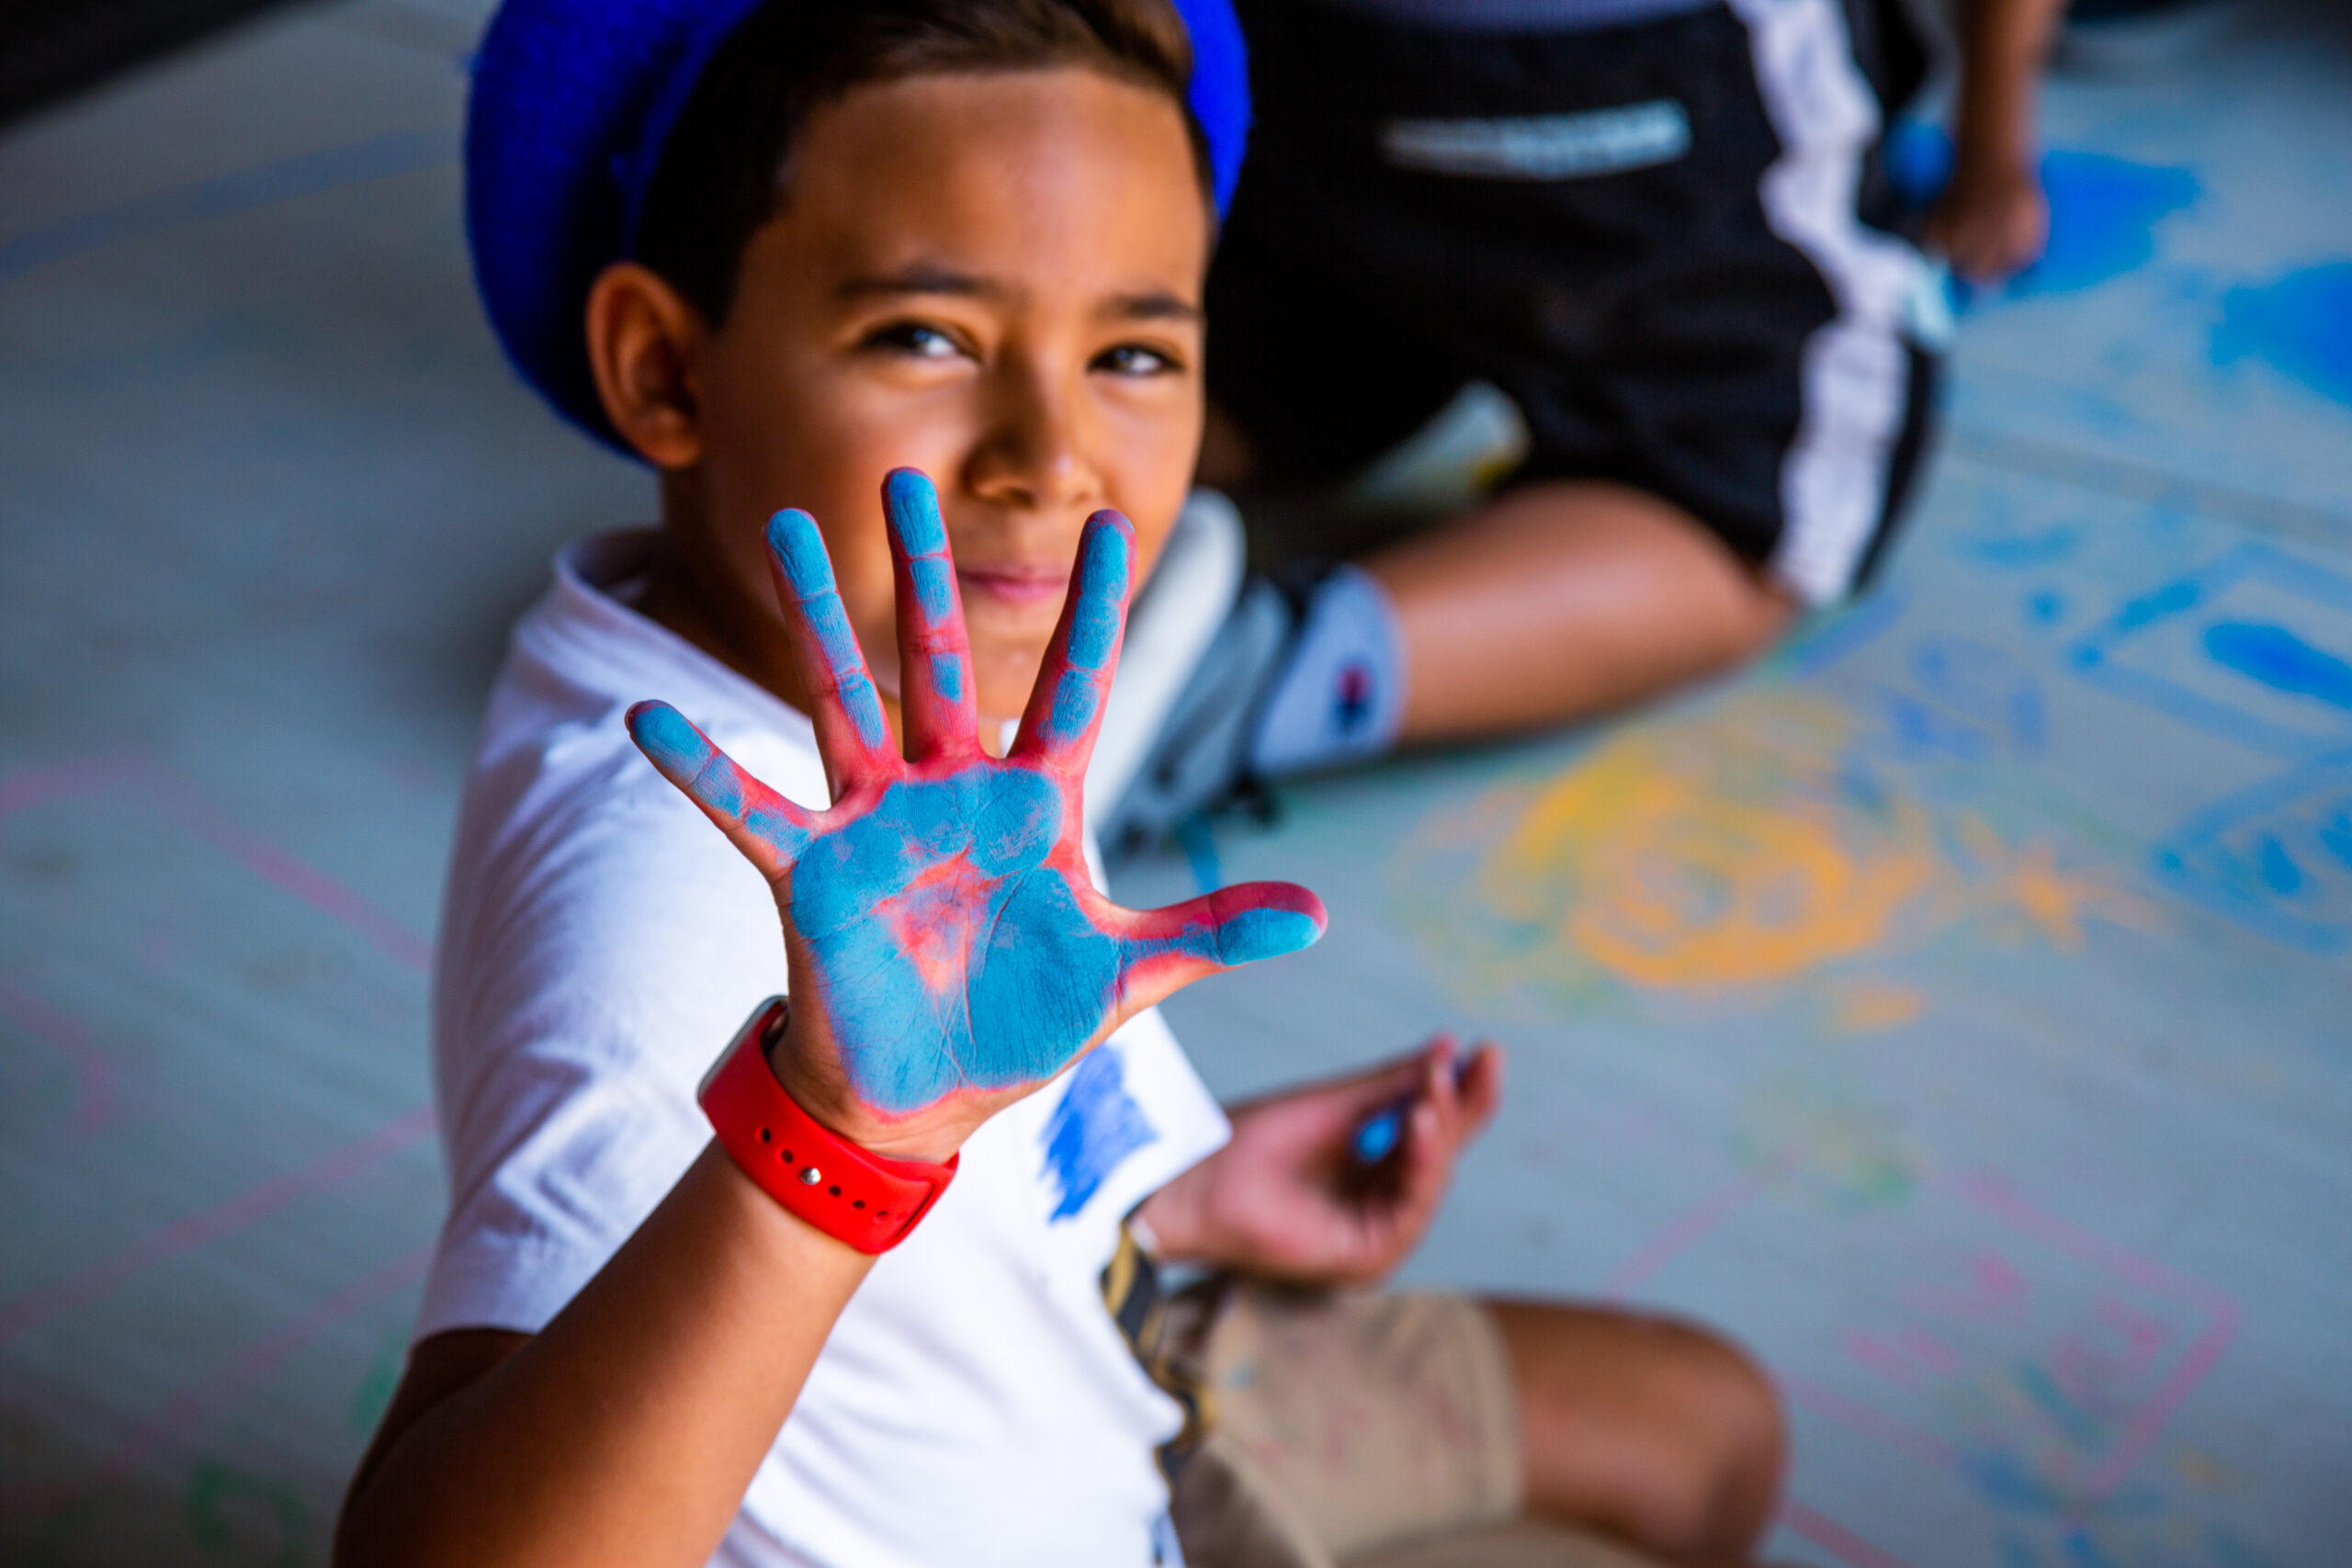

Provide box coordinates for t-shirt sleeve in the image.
[416,773,787,1341]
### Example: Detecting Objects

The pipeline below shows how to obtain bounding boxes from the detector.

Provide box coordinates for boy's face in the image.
[611,67,1211,734]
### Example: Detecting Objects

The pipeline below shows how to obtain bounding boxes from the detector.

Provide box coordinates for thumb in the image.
[1111,882,1327,1015]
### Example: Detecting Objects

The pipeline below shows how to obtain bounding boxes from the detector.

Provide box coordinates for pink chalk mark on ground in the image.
[0,982,119,1134]
[1785,1375,1960,1471]
[0,755,434,974]
[1791,1168,2240,1506]
[0,1104,434,1347]
[1942,1170,2242,1498]
[0,1244,433,1521]
[1782,1500,1923,1568]
[1600,1157,1792,1298]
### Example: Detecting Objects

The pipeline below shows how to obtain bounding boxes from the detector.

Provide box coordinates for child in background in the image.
[336,2,1782,1566]
[1106,0,2066,852]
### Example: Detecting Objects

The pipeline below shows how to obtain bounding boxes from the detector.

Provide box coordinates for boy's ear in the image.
[584,262,707,468]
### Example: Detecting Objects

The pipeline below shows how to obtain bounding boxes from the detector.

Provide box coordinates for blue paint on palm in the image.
[789,761,1323,1112]
[790,767,1121,1110]
[1039,1045,1157,1221]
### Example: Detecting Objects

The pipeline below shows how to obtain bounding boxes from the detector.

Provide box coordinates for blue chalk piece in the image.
[767,509,835,595]
[1882,118,1953,212]
[1352,1105,1404,1165]
[2212,263,2352,409]
[2204,622,2352,712]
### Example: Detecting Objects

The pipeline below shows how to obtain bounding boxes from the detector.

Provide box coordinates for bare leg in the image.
[1484,1300,1786,1567]
[1367,480,1795,745]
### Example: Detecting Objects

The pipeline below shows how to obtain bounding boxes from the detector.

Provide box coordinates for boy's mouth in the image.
[956,564,1070,609]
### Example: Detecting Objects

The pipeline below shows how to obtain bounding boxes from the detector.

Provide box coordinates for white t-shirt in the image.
[418,531,1230,1568]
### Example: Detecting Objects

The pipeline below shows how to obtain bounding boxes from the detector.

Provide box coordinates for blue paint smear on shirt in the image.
[2204,621,2352,711]
[1040,1045,1157,1221]
[2211,263,2352,408]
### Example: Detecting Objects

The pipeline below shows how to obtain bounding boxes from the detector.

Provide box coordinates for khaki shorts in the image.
[1169,1285,1659,1568]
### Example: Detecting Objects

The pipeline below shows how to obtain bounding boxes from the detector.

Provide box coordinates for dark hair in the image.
[635,0,1208,329]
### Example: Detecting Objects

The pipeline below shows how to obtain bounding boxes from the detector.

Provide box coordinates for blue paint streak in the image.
[2212,264,2352,408]
[1066,527,1131,672]
[0,130,450,284]
[628,702,712,786]
[1204,908,1323,966]
[1880,126,2198,298]
[910,558,956,621]
[883,468,948,553]
[769,509,836,595]
[930,652,963,703]
[1966,527,2081,570]
[1039,1046,1157,1221]
[2204,621,2352,711]
[767,509,888,749]
[2014,151,2199,297]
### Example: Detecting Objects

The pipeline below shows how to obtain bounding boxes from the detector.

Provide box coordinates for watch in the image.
[698,997,958,1254]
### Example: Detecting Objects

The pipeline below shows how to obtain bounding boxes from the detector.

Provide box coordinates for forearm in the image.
[1368,479,1792,742]
[1951,0,2066,164]
[338,1144,873,1568]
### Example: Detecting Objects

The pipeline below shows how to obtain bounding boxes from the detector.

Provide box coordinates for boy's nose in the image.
[965,360,1102,515]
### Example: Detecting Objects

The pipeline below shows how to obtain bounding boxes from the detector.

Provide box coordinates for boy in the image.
[1106,0,2064,851]
[336,3,1782,1564]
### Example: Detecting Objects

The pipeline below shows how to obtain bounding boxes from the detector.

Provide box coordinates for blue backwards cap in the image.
[466,0,1251,457]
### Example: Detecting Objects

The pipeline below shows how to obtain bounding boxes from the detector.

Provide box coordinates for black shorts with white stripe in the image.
[1206,0,1942,605]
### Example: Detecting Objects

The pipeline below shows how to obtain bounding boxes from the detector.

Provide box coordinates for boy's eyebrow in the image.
[1103,289,1204,324]
[835,265,1008,302]
[833,267,1202,325]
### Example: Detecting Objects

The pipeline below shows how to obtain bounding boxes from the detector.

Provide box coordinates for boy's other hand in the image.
[1134,1038,1502,1287]
[626,470,1324,1164]
[1928,148,2050,284]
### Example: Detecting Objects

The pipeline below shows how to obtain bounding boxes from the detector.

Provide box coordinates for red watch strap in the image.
[699,998,957,1254]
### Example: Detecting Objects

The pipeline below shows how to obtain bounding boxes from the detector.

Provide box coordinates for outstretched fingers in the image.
[626,701,816,877]
[1011,510,1133,776]
[1112,881,1328,1015]
[763,508,896,795]
[882,469,980,764]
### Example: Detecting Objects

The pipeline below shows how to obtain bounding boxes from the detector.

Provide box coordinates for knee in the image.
[1627,1323,1787,1562]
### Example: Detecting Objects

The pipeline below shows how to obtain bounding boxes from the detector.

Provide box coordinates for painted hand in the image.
[1134,1037,1502,1286]
[627,469,1327,1159]
[1928,150,2050,283]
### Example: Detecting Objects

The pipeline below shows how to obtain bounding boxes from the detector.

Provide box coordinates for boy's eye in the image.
[1092,343,1180,378]
[866,321,967,360]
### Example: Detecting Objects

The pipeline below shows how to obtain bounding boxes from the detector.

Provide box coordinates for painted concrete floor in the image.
[2,2,2346,1563]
